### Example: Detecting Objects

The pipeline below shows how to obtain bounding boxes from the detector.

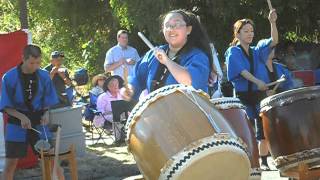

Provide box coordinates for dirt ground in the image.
[6,122,290,180]
[10,123,140,180]
[12,144,140,180]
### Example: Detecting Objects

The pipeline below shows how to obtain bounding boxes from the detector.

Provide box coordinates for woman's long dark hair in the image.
[161,9,213,73]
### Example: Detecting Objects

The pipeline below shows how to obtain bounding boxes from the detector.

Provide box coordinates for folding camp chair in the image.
[83,92,113,144]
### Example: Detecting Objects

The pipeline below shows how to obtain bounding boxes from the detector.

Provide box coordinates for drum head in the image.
[260,86,320,112]
[159,134,250,180]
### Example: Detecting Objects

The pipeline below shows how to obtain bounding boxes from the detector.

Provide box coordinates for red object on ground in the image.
[16,146,38,169]
[1,30,38,169]
[293,70,315,87]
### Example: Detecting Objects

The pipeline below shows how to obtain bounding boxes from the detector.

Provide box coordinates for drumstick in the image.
[52,126,61,180]
[267,0,273,10]
[138,32,155,50]
[266,75,286,87]
[31,127,41,134]
[272,80,281,92]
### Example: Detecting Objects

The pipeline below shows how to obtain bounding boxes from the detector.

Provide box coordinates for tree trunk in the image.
[19,0,28,29]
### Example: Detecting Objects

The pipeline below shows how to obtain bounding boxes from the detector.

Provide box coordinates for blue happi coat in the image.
[0,66,58,142]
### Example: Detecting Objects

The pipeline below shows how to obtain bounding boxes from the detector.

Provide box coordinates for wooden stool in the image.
[281,162,320,180]
[40,144,78,180]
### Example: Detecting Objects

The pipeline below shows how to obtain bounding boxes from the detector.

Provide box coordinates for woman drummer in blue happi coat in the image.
[121,9,214,100]
[225,9,278,170]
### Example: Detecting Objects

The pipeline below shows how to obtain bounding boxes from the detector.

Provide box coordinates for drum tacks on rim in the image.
[260,86,320,173]
[126,85,250,180]
[210,97,261,179]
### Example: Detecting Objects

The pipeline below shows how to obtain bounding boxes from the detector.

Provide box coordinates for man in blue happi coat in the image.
[0,45,61,180]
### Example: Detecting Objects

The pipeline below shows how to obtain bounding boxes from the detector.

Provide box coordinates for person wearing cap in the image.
[104,30,140,79]
[45,51,72,107]
[88,74,107,108]
[90,74,107,97]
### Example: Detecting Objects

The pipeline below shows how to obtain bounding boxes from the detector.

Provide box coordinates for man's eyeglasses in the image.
[164,21,187,30]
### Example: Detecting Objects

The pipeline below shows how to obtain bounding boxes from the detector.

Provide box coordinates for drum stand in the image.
[40,144,78,180]
[281,162,320,180]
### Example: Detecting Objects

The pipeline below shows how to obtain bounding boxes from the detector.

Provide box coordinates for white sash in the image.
[0,112,5,172]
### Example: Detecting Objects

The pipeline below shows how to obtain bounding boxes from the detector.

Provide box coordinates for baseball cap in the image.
[51,51,65,58]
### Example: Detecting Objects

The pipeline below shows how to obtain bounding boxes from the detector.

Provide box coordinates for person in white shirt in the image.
[104,30,140,79]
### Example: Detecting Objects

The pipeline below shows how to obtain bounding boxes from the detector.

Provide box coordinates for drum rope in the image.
[184,89,220,132]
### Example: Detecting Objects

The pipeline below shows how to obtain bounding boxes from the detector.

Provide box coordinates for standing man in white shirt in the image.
[104,30,140,79]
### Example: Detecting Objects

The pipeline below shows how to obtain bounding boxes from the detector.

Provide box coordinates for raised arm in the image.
[269,9,278,47]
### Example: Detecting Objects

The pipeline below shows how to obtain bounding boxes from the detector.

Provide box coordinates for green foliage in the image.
[1,0,320,79]
[0,1,20,32]
[109,0,320,57]
[1,0,120,79]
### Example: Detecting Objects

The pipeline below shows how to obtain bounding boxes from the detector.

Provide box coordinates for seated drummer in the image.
[0,45,65,180]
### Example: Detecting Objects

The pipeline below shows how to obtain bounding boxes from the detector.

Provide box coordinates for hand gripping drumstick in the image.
[138,32,155,50]
[266,74,286,87]
[272,74,286,91]
[267,0,273,10]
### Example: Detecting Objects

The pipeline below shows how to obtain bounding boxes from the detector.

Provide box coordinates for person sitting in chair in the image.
[90,74,107,96]
[89,74,107,105]
[93,75,124,127]
[45,51,72,108]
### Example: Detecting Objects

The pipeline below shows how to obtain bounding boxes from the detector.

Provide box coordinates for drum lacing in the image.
[125,85,186,141]
[185,88,220,131]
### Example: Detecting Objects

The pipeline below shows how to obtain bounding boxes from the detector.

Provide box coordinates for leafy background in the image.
[1,0,320,76]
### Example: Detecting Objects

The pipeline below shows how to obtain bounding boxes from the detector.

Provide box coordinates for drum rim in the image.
[249,168,262,178]
[125,84,209,145]
[210,97,245,110]
[260,86,320,111]
[274,147,320,172]
[159,133,250,180]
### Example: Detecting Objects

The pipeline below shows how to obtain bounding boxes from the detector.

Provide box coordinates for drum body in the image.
[210,98,260,179]
[260,86,320,172]
[126,85,250,180]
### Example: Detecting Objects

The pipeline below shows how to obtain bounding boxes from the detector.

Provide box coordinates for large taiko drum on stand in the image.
[260,86,320,173]
[126,85,250,180]
[210,97,261,179]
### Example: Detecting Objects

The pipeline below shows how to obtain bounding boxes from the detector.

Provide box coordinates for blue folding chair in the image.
[83,92,113,144]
